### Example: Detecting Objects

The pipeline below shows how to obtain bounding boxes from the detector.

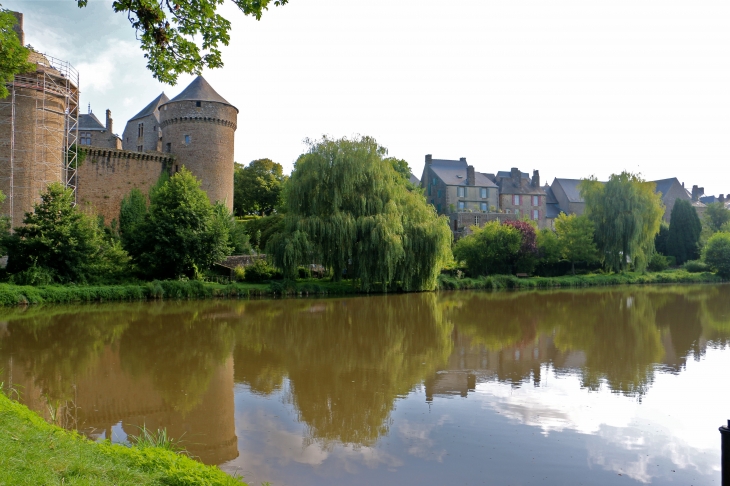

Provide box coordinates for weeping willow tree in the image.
[581,172,664,272]
[268,136,452,291]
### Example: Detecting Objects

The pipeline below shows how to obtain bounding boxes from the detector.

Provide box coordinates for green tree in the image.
[536,228,562,264]
[554,213,598,275]
[5,183,128,283]
[703,201,730,233]
[654,222,669,255]
[76,0,289,84]
[233,158,287,217]
[242,213,284,252]
[118,187,148,256]
[453,221,522,276]
[268,136,452,291]
[581,172,664,272]
[703,232,730,278]
[0,7,33,99]
[666,199,702,265]
[128,168,232,279]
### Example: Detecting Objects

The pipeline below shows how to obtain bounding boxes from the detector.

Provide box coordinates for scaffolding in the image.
[0,52,79,228]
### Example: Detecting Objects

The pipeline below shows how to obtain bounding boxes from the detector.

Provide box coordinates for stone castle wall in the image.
[76,148,173,223]
[160,100,237,210]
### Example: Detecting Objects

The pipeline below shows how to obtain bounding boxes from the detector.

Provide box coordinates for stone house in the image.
[490,168,548,228]
[78,109,121,149]
[543,184,562,229]
[121,92,169,153]
[420,155,499,215]
[652,178,706,222]
[550,178,587,216]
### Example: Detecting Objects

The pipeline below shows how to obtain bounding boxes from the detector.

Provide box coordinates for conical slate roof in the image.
[165,76,234,108]
[129,92,169,122]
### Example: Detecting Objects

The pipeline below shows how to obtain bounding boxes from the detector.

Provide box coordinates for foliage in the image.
[503,220,538,273]
[453,221,521,276]
[119,187,148,257]
[0,392,245,485]
[703,232,730,278]
[703,201,730,233]
[215,204,251,254]
[268,136,452,291]
[243,259,281,282]
[654,223,669,256]
[554,213,598,274]
[233,158,287,217]
[666,199,702,265]
[0,8,33,99]
[647,253,669,272]
[683,259,710,273]
[536,228,562,265]
[5,183,129,284]
[581,172,664,272]
[241,214,284,251]
[75,0,289,84]
[122,169,232,279]
[383,157,419,190]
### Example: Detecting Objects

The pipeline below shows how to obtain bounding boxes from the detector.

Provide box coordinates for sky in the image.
[5,0,730,196]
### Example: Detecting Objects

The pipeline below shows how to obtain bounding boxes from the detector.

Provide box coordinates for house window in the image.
[184,135,190,144]
[458,201,465,210]
[481,202,487,211]
[166,142,171,153]
[515,208,520,216]
[513,195,521,205]
[533,209,539,220]
[80,132,91,145]
[432,177,437,186]
[437,204,441,213]
[196,101,201,107]
[138,123,144,138]
[457,187,465,198]
[175,165,179,173]
[437,190,442,198]
[532,195,539,206]
[480,188,487,199]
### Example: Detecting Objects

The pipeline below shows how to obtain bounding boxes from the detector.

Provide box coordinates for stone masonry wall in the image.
[76,148,173,223]
[160,100,237,211]
[122,112,162,153]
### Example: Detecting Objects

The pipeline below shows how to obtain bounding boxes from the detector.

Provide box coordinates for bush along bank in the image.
[0,392,244,486]
[0,278,361,306]
[437,269,723,291]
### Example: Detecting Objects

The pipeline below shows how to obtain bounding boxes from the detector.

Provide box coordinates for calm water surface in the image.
[1,285,729,485]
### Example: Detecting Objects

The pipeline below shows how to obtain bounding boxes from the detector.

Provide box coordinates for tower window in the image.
[138,123,144,138]
[166,143,171,153]
[196,101,201,107]
[184,135,190,145]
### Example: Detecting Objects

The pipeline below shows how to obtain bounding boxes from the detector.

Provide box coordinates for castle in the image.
[0,12,237,226]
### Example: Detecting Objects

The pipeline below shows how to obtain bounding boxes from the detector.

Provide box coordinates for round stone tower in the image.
[159,76,237,210]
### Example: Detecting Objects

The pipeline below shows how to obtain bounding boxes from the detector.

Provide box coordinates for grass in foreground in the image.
[437,269,723,290]
[0,392,244,486]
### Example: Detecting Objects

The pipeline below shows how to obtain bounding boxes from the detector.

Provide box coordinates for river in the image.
[1,285,728,485]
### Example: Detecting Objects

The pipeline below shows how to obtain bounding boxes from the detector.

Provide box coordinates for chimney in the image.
[459,157,467,163]
[467,165,475,186]
[10,12,24,46]
[425,154,433,166]
[532,170,540,188]
[511,167,520,187]
[719,194,725,204]
[727,194,730,201]
[106,109,113,133]
[691,185,700,202]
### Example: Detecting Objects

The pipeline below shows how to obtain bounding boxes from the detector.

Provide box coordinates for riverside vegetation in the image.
[0,137,729,305]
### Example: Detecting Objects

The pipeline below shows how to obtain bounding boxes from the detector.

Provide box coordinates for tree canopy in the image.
[703,232,730,278]
[703,201,730,233]
[452,221,522,276]
[121,168,232,279]
[554,213,598,274]
[75,0,289,84]
[233,158,287,217]
[268,136,452,291]
[666,199,702,265]
[0,7,33,98]
[581,172,664,272]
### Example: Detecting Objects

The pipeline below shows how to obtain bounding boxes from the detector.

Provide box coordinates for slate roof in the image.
[129,92,169,122]
[552,178,586,203]
[429,159,497,187]
[163,76,237,111]
[544,184,559,204]
[78,113,106,131]
[700,195,717,204]
[496,170,529,180]
[652,178,679,199]
[409,173,420,185]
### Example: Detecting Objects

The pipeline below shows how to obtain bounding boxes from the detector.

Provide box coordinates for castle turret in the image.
[159,77,237,210]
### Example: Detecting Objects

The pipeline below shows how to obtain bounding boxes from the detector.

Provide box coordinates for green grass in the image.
[437,269,723,290]
[0,392,244,486]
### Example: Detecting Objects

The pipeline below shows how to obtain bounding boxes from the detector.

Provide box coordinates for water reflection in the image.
[0,285,728,484]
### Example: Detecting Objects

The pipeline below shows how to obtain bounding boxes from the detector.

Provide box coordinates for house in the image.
[550,178,587,216]
[652,178,706,222]
[490,168,548,228]
[122,92,169,152]
[543,184,562,229]
[78,108,122,149]
[420,155,499,215]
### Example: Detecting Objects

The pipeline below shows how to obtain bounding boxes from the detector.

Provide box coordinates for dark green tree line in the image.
[666,199,702,265]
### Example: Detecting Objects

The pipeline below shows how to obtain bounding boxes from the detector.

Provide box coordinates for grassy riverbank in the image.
[437,269,722,290]
[0,393,244,486]
[0,270,722,306]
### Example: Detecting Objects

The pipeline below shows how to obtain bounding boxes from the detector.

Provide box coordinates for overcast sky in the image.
[6,0,730,195]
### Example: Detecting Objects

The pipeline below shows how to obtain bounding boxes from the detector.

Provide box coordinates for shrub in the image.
[647,253,668,272]
[244,259,281,282]
[683,260,710,273]
[233,266,246,282]
[297,266,311,279]
[703,232,730,277]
